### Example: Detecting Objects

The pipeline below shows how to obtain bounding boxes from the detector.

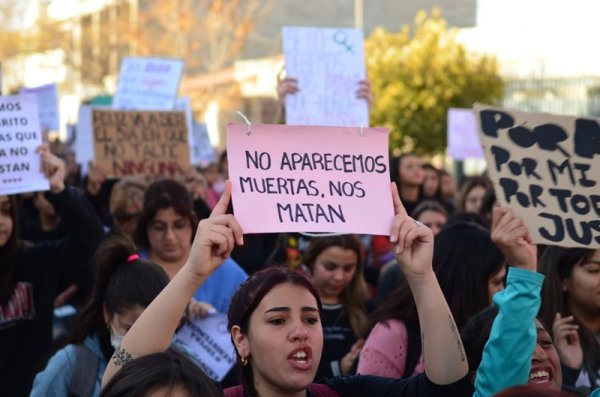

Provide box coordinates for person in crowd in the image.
[274,74,372,124]
[134,178,247,314]
[478,186,498,229]
[101,182,471,396]
[539,247,600,394]
[109,176,148,239]
[302,234,370,379]
[30,235,170,397]
[439,169,457,207]
[460,207,576,396]
[85,162,118,229]
[389,154,425,216]
[180,166,212,221]
[375,200,449,303]
[19,192,66,243]
[202,163,225,210]
[412,200,448,236]
[422,163,442,201]
[421,164,455,214]
[100,350,222,397]
[0,145,104,396]
[493,385,575,397]
[360,221,506,378]
[456,176,493,214]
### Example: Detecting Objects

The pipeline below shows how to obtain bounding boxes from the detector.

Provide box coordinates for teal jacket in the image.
[30,335,107,397]
[474,267,545,397]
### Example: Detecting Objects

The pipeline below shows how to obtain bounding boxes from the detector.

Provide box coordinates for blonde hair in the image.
[109,176,148,217]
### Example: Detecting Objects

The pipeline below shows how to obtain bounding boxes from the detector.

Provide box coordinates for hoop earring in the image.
[240,356,249,367]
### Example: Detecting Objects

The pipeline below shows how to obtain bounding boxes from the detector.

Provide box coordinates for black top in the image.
[326,373,474,397]
[0,187,104,396]
[315,303,357,380]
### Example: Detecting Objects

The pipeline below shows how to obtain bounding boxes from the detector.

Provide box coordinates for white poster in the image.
[447,108,484,160]
[191,122,216,166]
[113,56,184,110]
[283,27,369,127]
[74,105,107,175]
[173,313,236,381]
[20,83,60,132]
[0,94,50,194]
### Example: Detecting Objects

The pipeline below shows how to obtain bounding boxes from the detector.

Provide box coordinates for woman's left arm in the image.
[101,183,243,387]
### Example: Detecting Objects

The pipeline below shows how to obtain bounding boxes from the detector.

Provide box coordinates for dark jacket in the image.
[0,186,104,396]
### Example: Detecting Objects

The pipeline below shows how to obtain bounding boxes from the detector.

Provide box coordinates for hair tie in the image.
[127,254,139,263]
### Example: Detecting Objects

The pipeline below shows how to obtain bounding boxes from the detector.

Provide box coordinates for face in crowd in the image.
[0,196,14,248]
[309,245,358,305]
[147,207,193,264]
[229,268,324,396]
[398,155,424,188]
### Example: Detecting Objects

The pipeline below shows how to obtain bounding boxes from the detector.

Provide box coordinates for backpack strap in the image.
[68,344,100,397]
[309,383,341,397]
[401,321,422,379]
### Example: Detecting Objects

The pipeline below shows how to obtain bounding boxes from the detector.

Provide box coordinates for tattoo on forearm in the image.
[449,315,466,362]
[113,347,134,367]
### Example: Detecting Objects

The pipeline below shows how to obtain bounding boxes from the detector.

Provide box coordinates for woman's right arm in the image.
[473,207,542,397]
[389,183,468,385]
[101,182,243,387]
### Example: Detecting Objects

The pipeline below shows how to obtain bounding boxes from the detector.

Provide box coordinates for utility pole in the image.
[354,0,363,32]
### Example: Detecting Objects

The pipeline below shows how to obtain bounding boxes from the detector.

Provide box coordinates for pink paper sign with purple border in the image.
[227,123,394,235]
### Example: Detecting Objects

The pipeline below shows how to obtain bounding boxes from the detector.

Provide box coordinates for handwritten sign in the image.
[175,97,195,163]
[282,27,369,127]
[474,104,600,248]
[448,108,484,160]
[173,314,236,381]
[20,83,60,132]
[113,57,184,110]
[227,123,393,234]
[0,94,49,195]
[92,109,190,177]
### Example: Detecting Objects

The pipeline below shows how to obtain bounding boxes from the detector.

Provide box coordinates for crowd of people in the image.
[0,78,598,397]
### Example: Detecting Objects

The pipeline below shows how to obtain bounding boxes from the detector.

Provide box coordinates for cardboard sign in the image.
[173,314,236,382]
[92,109,190,177]
[0,94,50,195]
[175,97,196,163]
[20,83,60,132]
[448,108,484,160]
[282,27,369,127]
[113,57,184,110]
[227,123,393,234]
[474,104,600,248]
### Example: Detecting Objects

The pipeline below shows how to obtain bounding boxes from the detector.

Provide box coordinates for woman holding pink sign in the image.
[101,182,472,396]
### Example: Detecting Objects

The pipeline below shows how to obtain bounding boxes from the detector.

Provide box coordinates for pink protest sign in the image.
[227,123,394,234]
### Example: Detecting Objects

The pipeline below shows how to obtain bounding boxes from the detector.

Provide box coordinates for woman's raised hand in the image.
[490,207,536,271]
[552,313,582,370]
[389,183,434,277]
[37,144,66,193]
[186,181,243,280]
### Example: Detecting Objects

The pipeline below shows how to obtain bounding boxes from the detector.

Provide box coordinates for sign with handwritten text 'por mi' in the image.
[92,109,190,178]
[227,123,394,234]
[282,27,369,127]
[474,104,600,248]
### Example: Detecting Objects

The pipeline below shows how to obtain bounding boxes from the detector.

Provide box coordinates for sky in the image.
[458,0,600,76]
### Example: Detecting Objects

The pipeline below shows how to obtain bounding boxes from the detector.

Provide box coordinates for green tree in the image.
[365,8,504,155]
